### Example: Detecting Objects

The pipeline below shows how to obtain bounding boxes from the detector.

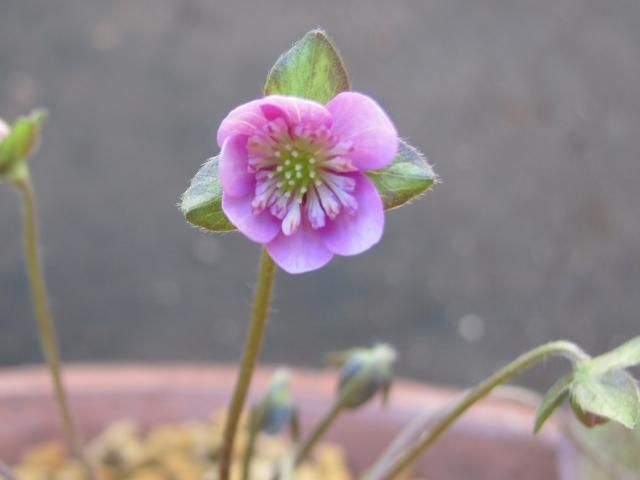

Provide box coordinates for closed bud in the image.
[249,369,298,437]
[570,396,609,428]
[0,119,8,142]
[0,110,46,180]
[336,344,397,410]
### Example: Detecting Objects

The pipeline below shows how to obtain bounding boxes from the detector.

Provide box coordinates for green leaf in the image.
[571,369,640,429]
[264,29,351,103]
[367,140,438,211]
[180,156,236,232]
[0,110,46,178]
[583,337,640,377]
[534,373,573,433]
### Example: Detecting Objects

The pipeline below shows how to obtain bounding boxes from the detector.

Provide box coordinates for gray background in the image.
[1,0,639,389]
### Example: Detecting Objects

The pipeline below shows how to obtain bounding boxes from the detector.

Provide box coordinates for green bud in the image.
[0,110,46,182]
[570,396,610,428]
[0,119,8,142]
[336,344,397,410]
[249,369,298,437]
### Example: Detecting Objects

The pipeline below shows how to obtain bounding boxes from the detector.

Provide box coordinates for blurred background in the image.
[1,0,639,390]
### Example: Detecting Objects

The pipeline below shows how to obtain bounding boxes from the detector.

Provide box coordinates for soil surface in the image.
[1,1,639,389]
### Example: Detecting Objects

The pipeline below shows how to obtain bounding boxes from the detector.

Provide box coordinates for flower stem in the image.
[293,401,343,466]
[219,249,277,480]
[15,178,94,479]
[366,340,588,480]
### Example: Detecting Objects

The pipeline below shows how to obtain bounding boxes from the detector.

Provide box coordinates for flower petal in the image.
[261,95,332,130]
[217,99,268,147]
[222,192,280,244]
[219,135,254,197]
[326,92,398,171]
[321,173,384,256]
[266,221,334,274]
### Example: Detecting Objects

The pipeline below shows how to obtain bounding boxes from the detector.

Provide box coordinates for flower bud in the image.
[0,110,46,180]
[570,396,609,428]
[249,369,297,437]
[0,119,9,142]
[336,344,397,410]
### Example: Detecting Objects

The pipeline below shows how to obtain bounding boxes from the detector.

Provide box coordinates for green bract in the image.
[181,29,437,232]
[264,29,350,104]
[570,369,640,429]
[368,140,437,211]
[534,373,572,433]
[0,110,46,182]
[180,156,236,232]
[534,337,640,432]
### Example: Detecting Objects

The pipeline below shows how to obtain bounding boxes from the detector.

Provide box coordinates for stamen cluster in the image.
[247,118,357,235]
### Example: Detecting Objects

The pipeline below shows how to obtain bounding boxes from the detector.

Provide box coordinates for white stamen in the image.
[306,185,327,229]
[292,150,299,157]
[281,202,301,236]
[316,182,341,219]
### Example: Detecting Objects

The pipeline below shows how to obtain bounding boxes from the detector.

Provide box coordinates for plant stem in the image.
[15,178,94,479]
[367,341,588,480]
[293,401,343,466]
[219,249,277,480]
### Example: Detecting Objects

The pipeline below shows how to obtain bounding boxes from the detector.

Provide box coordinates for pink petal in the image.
[217,99,267,147]
[261,95,332,130]
[266,221,334,274]
[321,173,384,256]
[222,193,280,244]
[326,92,398,171]
[219,135,254,197]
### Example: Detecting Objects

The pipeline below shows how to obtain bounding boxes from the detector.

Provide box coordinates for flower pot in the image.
[0,365,576,479]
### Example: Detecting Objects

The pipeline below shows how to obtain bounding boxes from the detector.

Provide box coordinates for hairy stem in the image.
[367,341,588,480]
[219,249,277,480]
[293,401,343,466]
[15,179,93,479]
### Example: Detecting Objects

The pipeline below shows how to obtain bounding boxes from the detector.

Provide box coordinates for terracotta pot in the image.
[0,365,576,479]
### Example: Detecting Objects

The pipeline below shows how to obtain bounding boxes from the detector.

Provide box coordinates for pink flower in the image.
[218,92,398,274]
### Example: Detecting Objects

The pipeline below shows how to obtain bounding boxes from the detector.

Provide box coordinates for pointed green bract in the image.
[367,140,438,210]
[0,109,46,180]
[180,156,236,232]
[582,336,640,376]
[570,369,640,429]
[264,29,351,102]
[534,373,573,433]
